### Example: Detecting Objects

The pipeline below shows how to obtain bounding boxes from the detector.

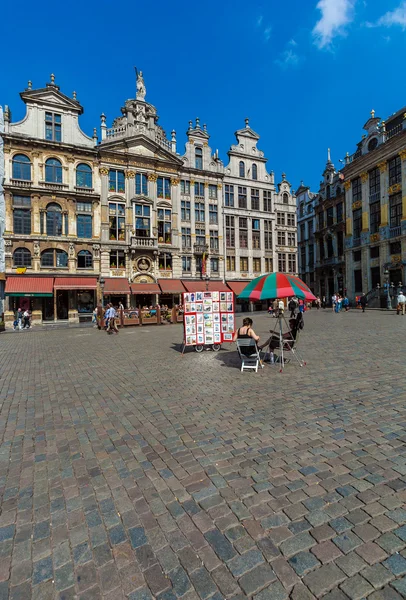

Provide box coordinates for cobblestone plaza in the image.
[0,310,406,599]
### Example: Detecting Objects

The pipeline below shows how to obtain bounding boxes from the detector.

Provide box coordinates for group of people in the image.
[93,303,120,334]
[332,293,350,313]
[267,297,307,319]
[13,308,31,330]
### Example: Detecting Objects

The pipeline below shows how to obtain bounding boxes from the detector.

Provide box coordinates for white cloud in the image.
[372,1,406,29]
[257,15,263,27]
[288,38,297,46]
[275,49,300,69]
[264,26,272,41]
[312,0,355,48]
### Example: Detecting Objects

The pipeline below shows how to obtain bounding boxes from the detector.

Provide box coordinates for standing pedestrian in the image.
[316,296,321,309]
[331,293,337,312]
[272,298,279,318]
[288,297,297,318]
[322,295,326,309]
[15,307,23,330]
[23,309,30,329]
[343,296,350,311]
[397,290,406,315]
[359,293,367,313]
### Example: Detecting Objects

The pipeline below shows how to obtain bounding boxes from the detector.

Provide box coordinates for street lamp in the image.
[383,268,391,309]
[99,276,105,308]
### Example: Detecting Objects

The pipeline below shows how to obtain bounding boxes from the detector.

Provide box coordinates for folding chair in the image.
[236,339,264,372]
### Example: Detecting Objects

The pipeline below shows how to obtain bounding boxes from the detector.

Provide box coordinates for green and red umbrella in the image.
[238,273,317,302]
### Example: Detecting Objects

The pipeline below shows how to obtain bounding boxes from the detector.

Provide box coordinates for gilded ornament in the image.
[203,142,208,147]
[388,183,402,195]
[352,200,362,210]
[360,172,368,183]
[170,178,180,186]
[147,173,157,182]
[217,184,222,189]
[204,182,209,188]
[377,161,387,172]
[344,181,351,191]
[398,149,406,160]
[190,180,195,185]
[125,170,135,178]
[99,167,109,175]
[370,233,380,243]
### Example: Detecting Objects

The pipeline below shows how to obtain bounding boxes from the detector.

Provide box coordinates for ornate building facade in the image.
[296,181,317,290]
[0,106,5,315]
[342,108,406,300]
[1,73,297,325]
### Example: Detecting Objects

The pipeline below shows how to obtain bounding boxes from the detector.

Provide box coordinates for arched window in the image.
[300,203,304,217]
[283,192,289,204]
[195,147,203,169]
[41,249,68,267]
[46,203,63,236]
[13,248,31,267]
[239,161,245,178]
[77,250,93,269]
[12,154,31,181]
[76,163,92,188]
[45,158,62,183]
[252,163,258,180]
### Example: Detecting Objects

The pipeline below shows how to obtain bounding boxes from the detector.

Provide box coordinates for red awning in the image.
[130,283,161,294]
[158,279,186,294]
[182,280,230,292]
[103,278,130,294]
[54,277,98,289]
[226,281,249,295]
[5,276,54,297]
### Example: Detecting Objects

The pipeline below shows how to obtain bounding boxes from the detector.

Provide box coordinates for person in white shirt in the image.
[398,291,406,315]
[107,305,119,334]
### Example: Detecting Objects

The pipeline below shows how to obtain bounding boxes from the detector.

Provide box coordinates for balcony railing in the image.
[387,124,403,139]
[193,243,208,254]
[104,123,173,152]
[390,225,401,238]
[131,236,158,249]
[75,186,94,194]
[10,179,32,188]
[40,181,69,191]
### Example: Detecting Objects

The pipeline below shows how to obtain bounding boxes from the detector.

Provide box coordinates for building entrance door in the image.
[56,290,69,320]
[390,268,402,286]
[42,297,54,321]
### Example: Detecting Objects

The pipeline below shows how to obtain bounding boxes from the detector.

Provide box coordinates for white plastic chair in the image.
[236,339,263,372]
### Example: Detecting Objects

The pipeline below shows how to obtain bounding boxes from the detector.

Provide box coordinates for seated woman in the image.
[233,317,260,355]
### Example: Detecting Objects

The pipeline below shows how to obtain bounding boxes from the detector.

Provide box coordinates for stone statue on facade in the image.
[69,243,75,257]
[33,241,40,256]
[136,71,146,101]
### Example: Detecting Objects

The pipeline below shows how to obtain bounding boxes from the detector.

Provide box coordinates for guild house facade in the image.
[1,73,297,326]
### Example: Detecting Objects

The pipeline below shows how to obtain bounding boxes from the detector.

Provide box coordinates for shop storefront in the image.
[103,278,131,308]
[53,277,97,322]
[181,280,230,293]
[226,281,251,312]
[4,276,55,327]
[158,279,186,307]
[130,282,161,308]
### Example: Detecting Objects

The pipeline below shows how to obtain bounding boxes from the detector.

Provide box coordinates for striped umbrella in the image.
[238,273,317,301]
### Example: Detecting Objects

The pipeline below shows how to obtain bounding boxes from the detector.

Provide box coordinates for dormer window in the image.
[239,161,245,178]
[45,112,61,142]
[368,137,378,152]
[195,147,203,169]
[252,163,258,180]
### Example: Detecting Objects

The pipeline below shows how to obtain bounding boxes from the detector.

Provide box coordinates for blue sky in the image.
[1,0,406,191]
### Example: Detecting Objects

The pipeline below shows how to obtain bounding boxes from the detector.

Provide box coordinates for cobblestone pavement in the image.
[0,309,406,599]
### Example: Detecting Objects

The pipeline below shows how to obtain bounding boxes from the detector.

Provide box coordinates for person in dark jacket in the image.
[360,293,367,313]
[288,298,297,318]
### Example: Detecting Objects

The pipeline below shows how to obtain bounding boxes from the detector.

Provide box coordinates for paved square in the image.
[0,309,406,599]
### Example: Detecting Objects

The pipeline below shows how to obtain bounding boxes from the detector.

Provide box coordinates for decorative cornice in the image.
[99,167,109,176]
[377,161,387,173]
[360,172,368,184]
[344,181,351,191]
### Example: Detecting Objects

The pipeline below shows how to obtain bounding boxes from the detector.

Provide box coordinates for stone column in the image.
[92,199,101,240]
[32,194,41,235]
[67,200,76,237]
[399,150,406,220]
[360,171,369,236]
[99,168,109,243]
[378,161,389,227]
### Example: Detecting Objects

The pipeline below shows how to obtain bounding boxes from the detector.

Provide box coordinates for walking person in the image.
[331,293,337,312]
[23,309,30,329]
[316,296,321,309]
[359,293,367,313]
[288,297,297,319]
[107,305,119,334]
[322,295,326,309]
[343,296,350,312]
[398,290,406,315]
[14,307,23,330]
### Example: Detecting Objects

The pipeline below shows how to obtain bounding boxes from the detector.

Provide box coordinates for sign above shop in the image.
[15,268,27,274]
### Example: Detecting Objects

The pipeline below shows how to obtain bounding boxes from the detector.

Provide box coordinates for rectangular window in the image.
[210,257,219,272]
[308,244,314,267]
[77,201,92,212]
[264,220,272,250]
[238,186,247,209]
[194,182,204,197]
[253,257,261,272]
[277,231,286,246]
[390,193,402,228]
[263,190,272,212]
[13,209,31,234]
[195,227,205,246]
[336,203,343,223]
[308,220,313,237]
[182,256,191,272]
[277,212,285,226]
[353,208,362,240]
[264,258,272,272]
[370,245,379,259]
[158,208,172,244]
[288,254,296,273]
[287,232,296,246]
[337,231,344,256]
[77,214,92,238]
[226,255,236,271]
[110,250,125,268]
[319,239,325,260]
[181,200,191,221]
[159,252,172,271]
[135,173,148,195]
[134,204,150,237]
[239,217,248,248]
[45,112,61,142]
[226,216,235,248]
[278,253,286,272]
[369,167,380,197]
[240,257,249,272]
[252,219,260,249]
[157,177,171,199]
[181,179,190,195]
[352,177,362,202]
[108,170,125,193]
[208,184,217,199]
[181,227,191,248]
[354,268,362,292]
[327,206,334,226]
[300,224,305,241]
[301,247,306,272]
[225,184,234,207]
[109,202,126,241]
[318,211,324,229]
[353,250,361,262]
[210,230,219,251]
[251,189,260,210]
[195,202,205,222]
[390,241,402,255]
[370,198,380,234]
[209,204,218,224]
[389,156,401,186]
[287,213,295,226]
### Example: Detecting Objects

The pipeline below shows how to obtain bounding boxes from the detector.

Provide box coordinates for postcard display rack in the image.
[181,290,235,353]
